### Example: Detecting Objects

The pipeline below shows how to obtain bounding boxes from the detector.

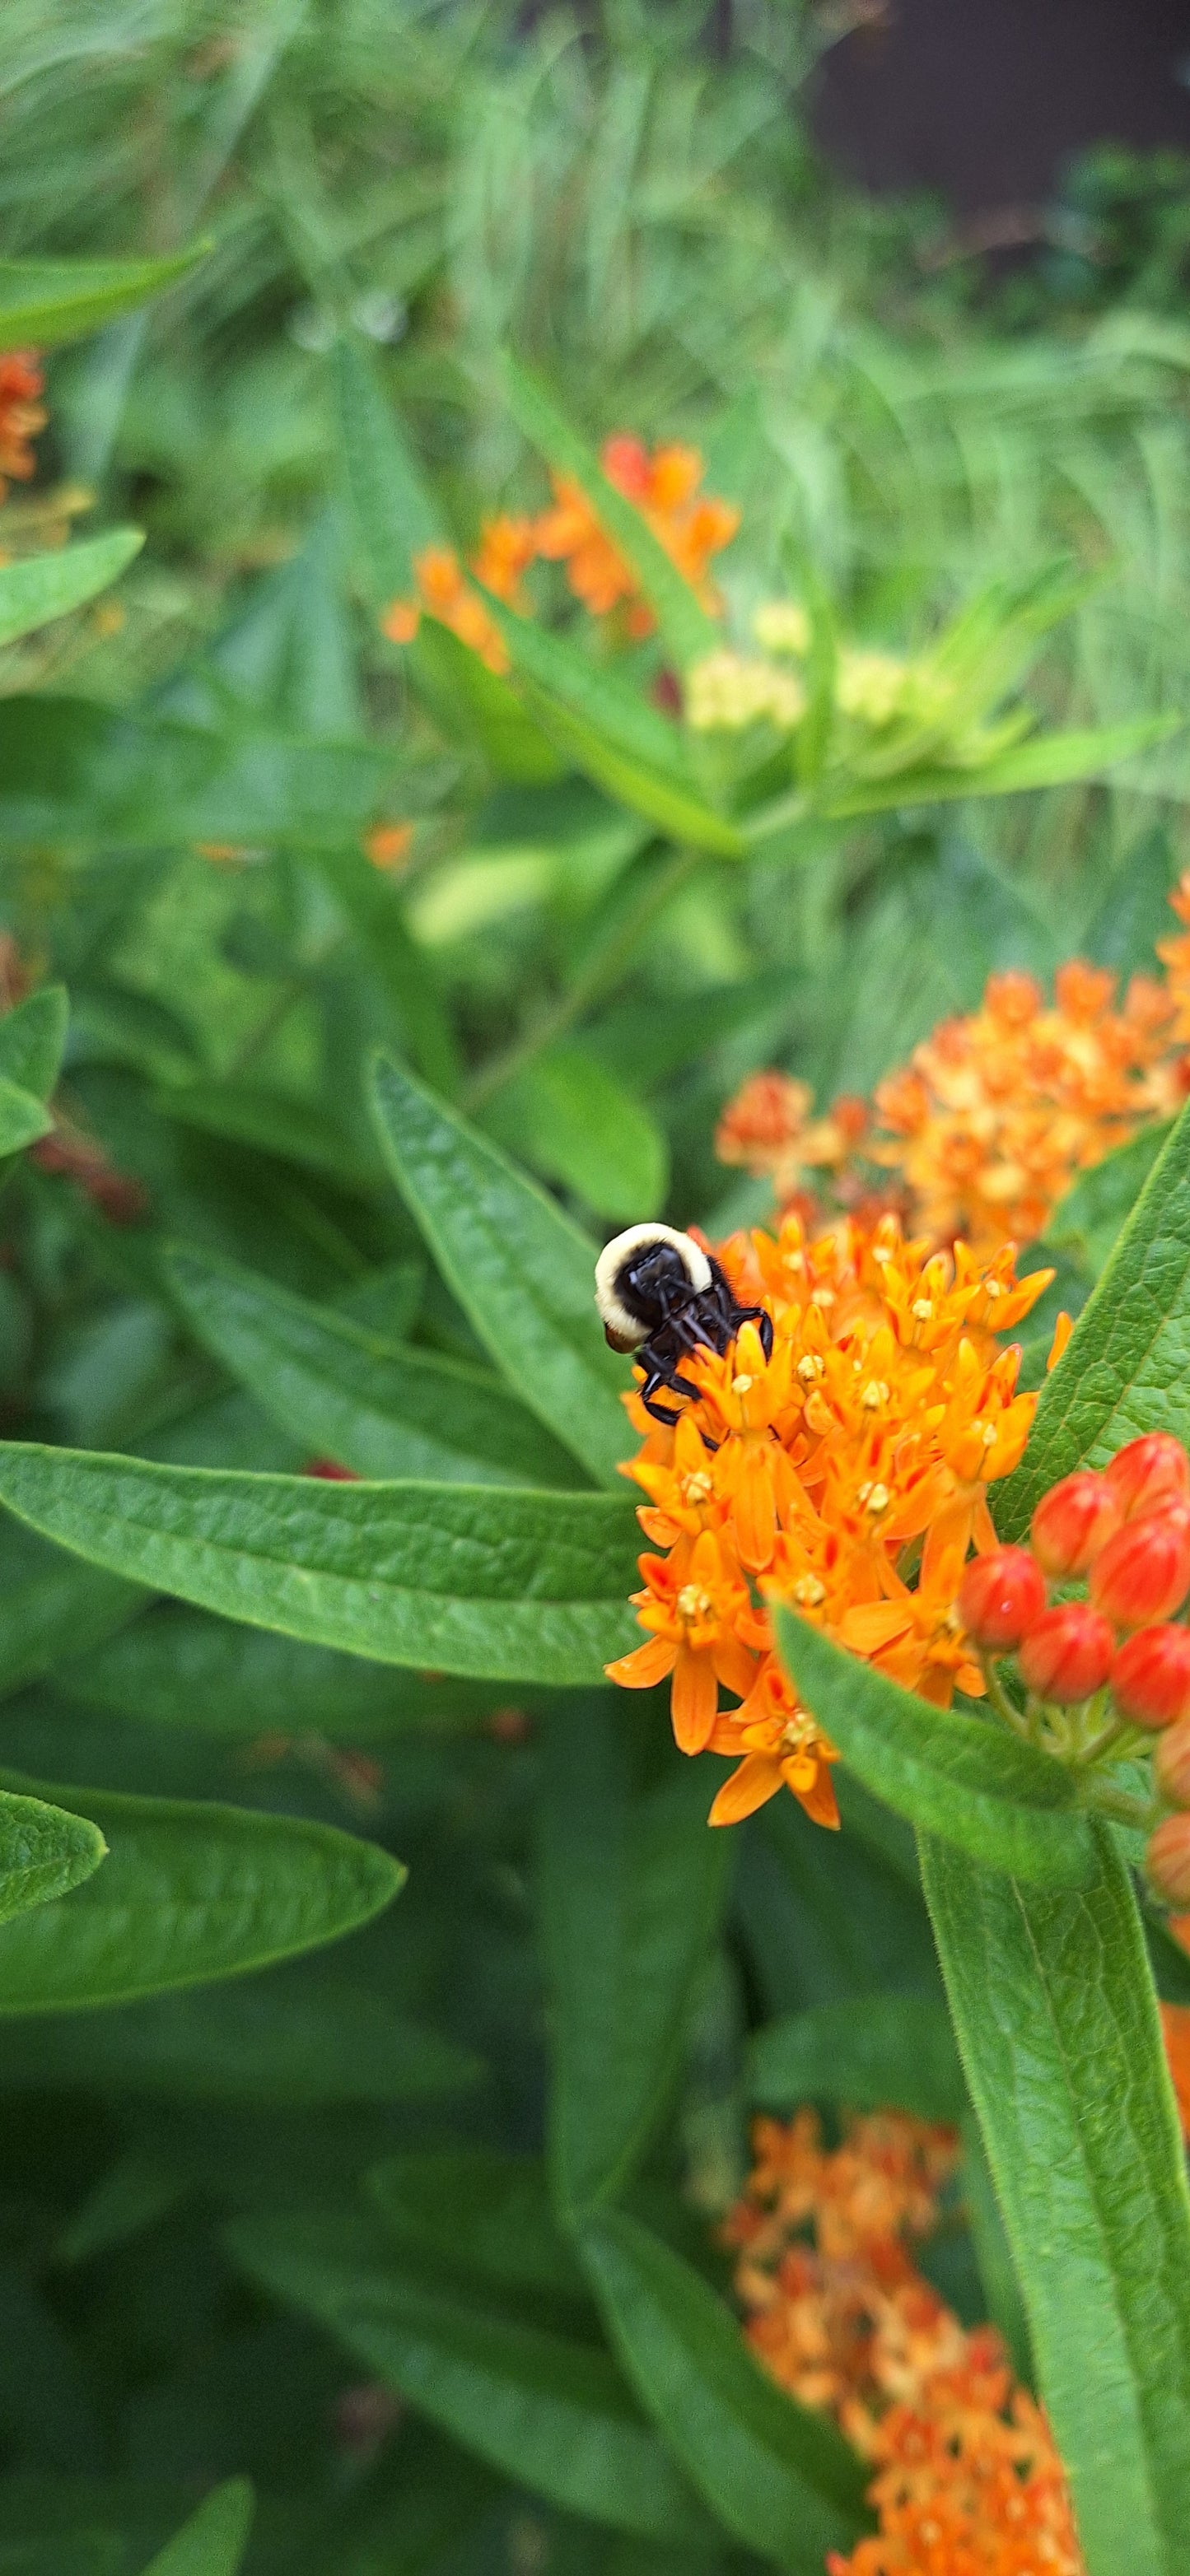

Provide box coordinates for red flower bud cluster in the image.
[959,1436,1190,1901]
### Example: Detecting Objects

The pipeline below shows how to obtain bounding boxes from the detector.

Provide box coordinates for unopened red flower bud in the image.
[1109,1624,1190,1729]
[1018,1601,1114,1704]
[1155,1714,1190,1808]
[1146,1811,1190,1906]
[1030,1471,1121,1577]
[1104,1431,1190,1523]
[1090,1512,1190,1630]
[958,1547,1047,1652]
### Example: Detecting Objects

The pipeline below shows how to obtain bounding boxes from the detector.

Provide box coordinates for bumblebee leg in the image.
[733,1302,773,1361]
[639,1370,685,1428]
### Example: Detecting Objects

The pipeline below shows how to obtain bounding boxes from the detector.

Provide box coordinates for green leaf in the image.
[0,533,143,650]
[412,618,564,785]
[478,599,745,855]
[330,339,559,782]
[922,1824,1190,2576]
[311,843,463,1097]
[369,1053,632,1487]
[0,1971,478,2105]
[155,1084,377,1195]
[0,246,208,351]
[539,1699,730,2219]
[138,2479,254,2576]
[44,1602,517,1740]
[748,1996,965,2122]
[0,986,68,1102]
[0,1523,145,1706]
[331,335,445,604]
[166,1243,587,1488]
[497,356,721,668]
[0,1445,640,1684]
[369,2150,589,2305]
[577,2209,867,2571]
[0,696,403,852]
[226,2211,714,2542]
[0,1773,403,2010]
[819,714,1182,819]
[1045,1120,1174,1281]
[960,2112,1034,2385]
[1082,824,1178,976]
[488,1047,669,1222]
[0,1790,105,1928]
[0,1080,53,1158]
[772,1608,1097,1884]
[997,1097,1190,1538]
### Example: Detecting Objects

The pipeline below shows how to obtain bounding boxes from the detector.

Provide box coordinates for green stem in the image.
[981,1656,1031,1740]
[1083,1781,1157,1830]
[464,841,704,1112]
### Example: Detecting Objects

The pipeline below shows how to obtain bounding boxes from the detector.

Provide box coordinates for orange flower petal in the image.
[604,1635,676,1689]
[671,1644,719,1753]
[708,1752,786,1826]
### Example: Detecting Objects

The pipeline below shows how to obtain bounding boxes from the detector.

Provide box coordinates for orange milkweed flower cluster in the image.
[726,2109,1085,2576]
[380,435,738,665]
[718,936,1190,1255]
[0,352,46,501]
[605,1212,1052,1828]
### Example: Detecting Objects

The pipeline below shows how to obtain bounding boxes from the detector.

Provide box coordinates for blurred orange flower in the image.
[532,434,738,636]
[0,352,46,499]
[726,2109,1085,2576]
[717,885,1190,1254]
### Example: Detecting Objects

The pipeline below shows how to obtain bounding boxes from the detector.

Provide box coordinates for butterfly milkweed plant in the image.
[7,10,1190,2571]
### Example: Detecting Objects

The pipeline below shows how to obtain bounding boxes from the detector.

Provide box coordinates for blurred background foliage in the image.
[0,3,1188,2569]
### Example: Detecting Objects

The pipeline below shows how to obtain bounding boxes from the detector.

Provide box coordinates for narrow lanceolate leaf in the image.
[997,1097,1190,1537]
[578,2210,867,2573]
[139,2479,254,2576]
[748,1996,965,2122]
[0,695,402,852]
[0,1774,403,2012]
[477,598,746,855]
[922,1826,1190,2576]
[0,985,68,1102]
[0,1445,640,1684]
[0,531,142,650]
[312,843,463,1097]
[497,356,721,668]
[0,245,208,350]
[0,1977,478,2106]
[539,1700,731,2220]
[369,1053,632,1488]
[166,1243,587,1489]
[773,1609,1097,1885]
[331,334,445,604]
[821,713,1181,817]
[44,1602,518,1740]
[0,1791,105,1928]
[226,2212,714,2544]
[331,342,559,783]
[0,1526,145,1705]
[369,2150,589,2306]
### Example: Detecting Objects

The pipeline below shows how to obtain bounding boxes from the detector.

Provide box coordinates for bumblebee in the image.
[594,1221,773,1428]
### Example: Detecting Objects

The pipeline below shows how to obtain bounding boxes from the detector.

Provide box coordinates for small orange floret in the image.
[606,1212,1050,1828]
[534,434,739,635]
[362,821,414,871]
[381,543,510,673]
